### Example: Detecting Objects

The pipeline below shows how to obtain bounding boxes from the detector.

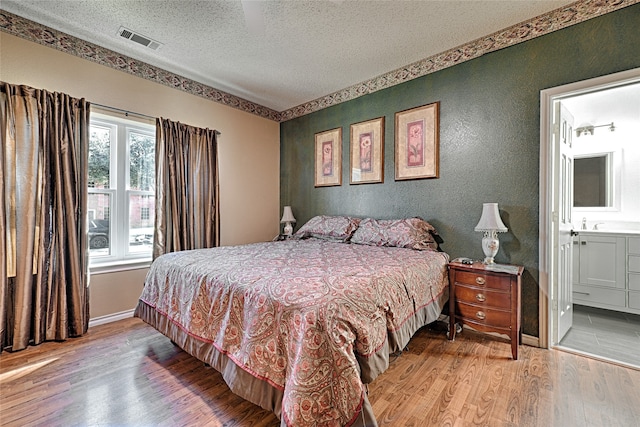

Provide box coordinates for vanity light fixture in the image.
[575,122,615,137]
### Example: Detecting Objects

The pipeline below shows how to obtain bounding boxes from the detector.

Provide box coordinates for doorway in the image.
[539,68,640,368]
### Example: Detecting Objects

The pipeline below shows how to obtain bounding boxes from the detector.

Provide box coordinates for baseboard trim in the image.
[89,309,135,328]
[522,333,539,348]
[459,324,541,348]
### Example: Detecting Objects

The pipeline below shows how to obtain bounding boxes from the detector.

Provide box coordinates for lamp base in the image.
[481,234,499,264]
[283,222,293,236]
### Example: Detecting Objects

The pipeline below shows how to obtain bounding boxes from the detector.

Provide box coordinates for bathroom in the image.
[559,82,640,368]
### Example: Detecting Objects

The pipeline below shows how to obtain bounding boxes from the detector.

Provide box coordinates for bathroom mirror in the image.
[573,152,614,208]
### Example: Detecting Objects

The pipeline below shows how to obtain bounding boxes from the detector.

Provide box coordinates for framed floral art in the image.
[394,102,440,180]
[349,117,384,184]
[314,127,342,187]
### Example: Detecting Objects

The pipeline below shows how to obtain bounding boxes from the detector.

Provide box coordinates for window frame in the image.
[141,206,150,221]
[88,111,156,271]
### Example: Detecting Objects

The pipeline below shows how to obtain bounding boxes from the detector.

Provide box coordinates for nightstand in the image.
[448,260,524,360]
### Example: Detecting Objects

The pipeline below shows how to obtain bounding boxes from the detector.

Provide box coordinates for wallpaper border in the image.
[1,0,636,123]
[0,9,281,122]
[280,0,638,121]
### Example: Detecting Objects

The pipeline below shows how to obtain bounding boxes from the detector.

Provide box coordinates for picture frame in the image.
[394,102,440,180]
[314,127,342,187]
[350,117,384,184]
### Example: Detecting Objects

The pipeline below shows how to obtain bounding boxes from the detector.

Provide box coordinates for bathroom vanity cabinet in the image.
[572,232,640,314]
[629,237,640,312]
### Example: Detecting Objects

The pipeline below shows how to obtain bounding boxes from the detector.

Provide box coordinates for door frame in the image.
[538,67,640,349]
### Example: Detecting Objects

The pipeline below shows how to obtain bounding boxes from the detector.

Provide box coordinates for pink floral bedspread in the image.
[138,238,449,426]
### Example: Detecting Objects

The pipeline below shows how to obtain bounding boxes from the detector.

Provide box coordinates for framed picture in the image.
[350,117,384,184]
[394,102,440,180]
[314,127,342,187]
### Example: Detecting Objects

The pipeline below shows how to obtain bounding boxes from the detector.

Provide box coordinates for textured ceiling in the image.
[1,0,577,113]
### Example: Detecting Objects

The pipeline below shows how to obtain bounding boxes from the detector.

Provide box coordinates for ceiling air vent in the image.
[117,26,162,50]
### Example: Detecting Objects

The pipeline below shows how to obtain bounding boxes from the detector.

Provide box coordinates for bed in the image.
[134,216,449,427]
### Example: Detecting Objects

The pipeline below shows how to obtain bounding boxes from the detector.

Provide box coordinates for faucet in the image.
[581,217,587,230]
[593,223,605,230]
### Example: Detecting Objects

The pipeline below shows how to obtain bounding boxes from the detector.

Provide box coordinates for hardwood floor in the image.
[1,317,639,427]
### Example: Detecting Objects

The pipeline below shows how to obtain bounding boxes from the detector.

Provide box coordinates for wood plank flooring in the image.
[1,317,639,426]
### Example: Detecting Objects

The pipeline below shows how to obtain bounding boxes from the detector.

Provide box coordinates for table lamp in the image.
[280,206,296,236]
[474,203,508,264]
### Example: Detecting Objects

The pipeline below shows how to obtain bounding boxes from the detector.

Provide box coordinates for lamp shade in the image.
[280,206,296,223]
[474,203,507,232]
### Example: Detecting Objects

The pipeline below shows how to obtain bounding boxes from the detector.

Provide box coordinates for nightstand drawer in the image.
[454,285,511,309]
[454,270,511,291]
[456,301,511,326]
[448,261,523,360]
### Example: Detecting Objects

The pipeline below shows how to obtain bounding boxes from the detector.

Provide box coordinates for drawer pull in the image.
[475,277,486,285]
[573,291,590,296]
[476,293,486,302]
[476,311,486,320]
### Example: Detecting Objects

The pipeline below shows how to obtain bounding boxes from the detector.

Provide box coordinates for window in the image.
[88,111,155,265]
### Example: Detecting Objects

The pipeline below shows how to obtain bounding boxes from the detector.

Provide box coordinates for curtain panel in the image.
[0,82,90,352]
[154,118,219,258]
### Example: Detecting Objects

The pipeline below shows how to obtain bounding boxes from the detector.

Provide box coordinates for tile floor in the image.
[559,304,640,368]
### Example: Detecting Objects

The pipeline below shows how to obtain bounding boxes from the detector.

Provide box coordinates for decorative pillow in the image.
[293,215,361,242]
[351,217,440,250]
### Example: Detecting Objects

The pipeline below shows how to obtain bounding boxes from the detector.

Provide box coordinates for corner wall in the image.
[1,32,281,320]
[280,5,640,336]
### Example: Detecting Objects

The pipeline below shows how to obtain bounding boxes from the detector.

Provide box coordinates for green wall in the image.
[280,5,640,336]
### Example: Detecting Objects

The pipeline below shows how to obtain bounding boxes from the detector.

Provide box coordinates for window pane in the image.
[89,125,111,189]
[129,132,155,191]
[89,115,155,264]
[87,193,111,255]
[129,194,154,253]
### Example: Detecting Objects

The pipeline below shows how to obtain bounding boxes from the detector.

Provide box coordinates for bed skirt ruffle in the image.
[134,286,447,427]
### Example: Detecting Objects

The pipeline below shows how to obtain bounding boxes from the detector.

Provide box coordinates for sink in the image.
[579,229,640,235]
[576,221,640,235]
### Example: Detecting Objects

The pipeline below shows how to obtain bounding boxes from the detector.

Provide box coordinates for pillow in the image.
[351,217,440,250]
[293,215,361,242]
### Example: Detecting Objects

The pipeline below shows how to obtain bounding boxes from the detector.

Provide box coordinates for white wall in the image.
[1,33,281,320]
[573,126,640,228]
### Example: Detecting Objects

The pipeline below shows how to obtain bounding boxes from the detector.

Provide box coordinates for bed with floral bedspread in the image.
[134,216,449,427]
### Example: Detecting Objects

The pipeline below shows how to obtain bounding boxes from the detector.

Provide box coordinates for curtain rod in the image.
[92,103,221,136]
[92,103,155,121]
